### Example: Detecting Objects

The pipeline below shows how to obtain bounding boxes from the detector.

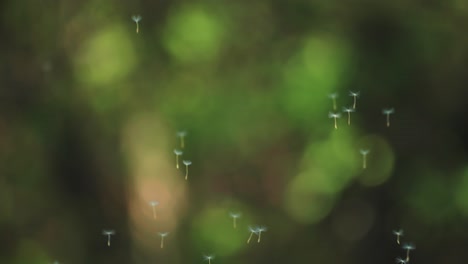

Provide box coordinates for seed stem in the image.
[247,232,254,243]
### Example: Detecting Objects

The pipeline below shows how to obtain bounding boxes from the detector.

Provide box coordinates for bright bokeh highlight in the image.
[281,34,351,126]
[74,25,137,86]
[285,130,360,223]
[164,5,225,63]
[356,135,395,186]
[191,205,251,256]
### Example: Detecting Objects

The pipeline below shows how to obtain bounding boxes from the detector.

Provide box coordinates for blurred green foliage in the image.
[164,5,226,63]
[191,205,248,256]
[2,0,468,263]
[281,34,351,127]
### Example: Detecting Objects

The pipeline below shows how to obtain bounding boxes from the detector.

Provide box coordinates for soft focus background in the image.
[2,0,468,263]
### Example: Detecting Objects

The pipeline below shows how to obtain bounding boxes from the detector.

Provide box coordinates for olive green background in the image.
[1,0,468,263]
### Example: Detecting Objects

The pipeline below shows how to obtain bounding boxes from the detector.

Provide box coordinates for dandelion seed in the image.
[203,254,215,264]
[328,112,341,129]
[349,91,359,109]
[229,212,241,228]
[328,92,339,110]
[158,232,169,248]
[183,160,192,180]
[149,201,160,219]
[359,149,370,169]
[392,229,404,245]
[247,226,259,244]
[395,257,407,264]
[402,243,415,262]
[131,15,142,33]
[176,130,188,148]
[342,107,355,125]
[256,226,267,243]
[102,230,116,246]
[382,108,395,127]
[174,149,183,169]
